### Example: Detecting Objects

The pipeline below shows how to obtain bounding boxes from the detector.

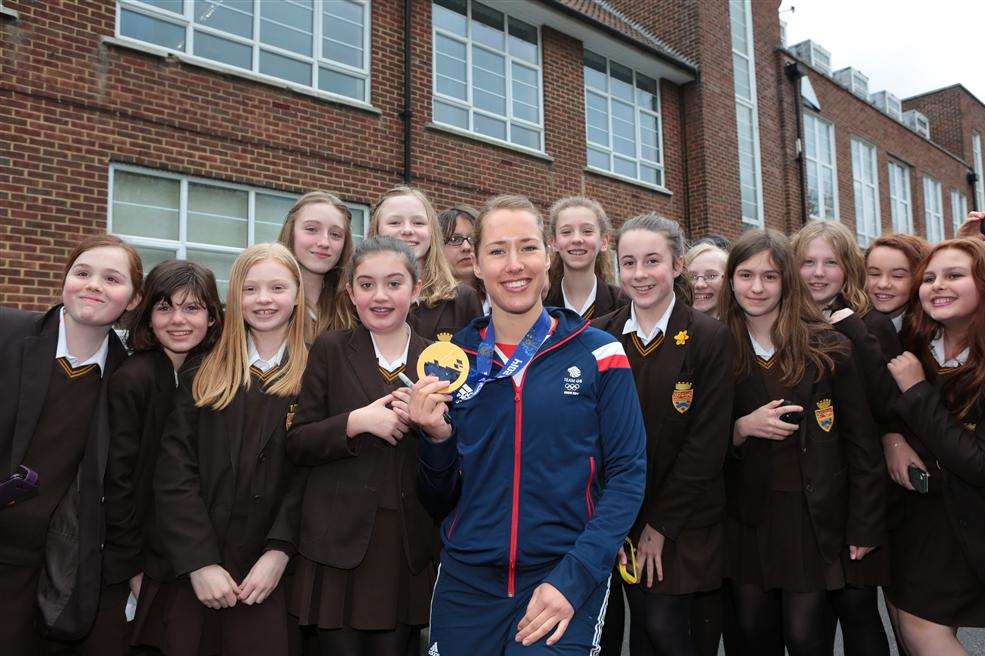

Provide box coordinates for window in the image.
[973,132,984,211]
[108,165,368,297]
[887,161,913,234]
[950,189,968,237]
[116,0,371,103]
[730,0,764,226]
[431,0,542,151]
[850,139,880,246]
[803,114,838,220]
[583,50,665,188]
[922,175,944,243]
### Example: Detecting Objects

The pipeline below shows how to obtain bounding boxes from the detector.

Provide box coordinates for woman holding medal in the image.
[408,194,647,655]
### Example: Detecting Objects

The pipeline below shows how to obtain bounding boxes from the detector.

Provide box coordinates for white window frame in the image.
[803,113,838,220]
[730,0,764,227]
[114,0,372,104]
[950,189,968,238]
[850,138,880,246]
[973,132,984,211]
[923,174,944,243]
[583,50,666,190]
[887,160,913,234]
[430,0,545,154]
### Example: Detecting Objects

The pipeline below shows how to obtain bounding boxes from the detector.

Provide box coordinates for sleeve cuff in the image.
[419,432,458,471]
[264,539,296,558]
[543,554,598,612]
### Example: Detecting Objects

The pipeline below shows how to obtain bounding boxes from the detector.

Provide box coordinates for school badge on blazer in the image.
[672,382,694,414]
[966,423,977,432]
[814,398,834,432]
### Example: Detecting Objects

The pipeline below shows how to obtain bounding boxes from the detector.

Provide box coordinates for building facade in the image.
[1,0,981,309]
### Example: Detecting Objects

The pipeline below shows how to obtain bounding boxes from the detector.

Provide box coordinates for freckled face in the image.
[62,246,139,327]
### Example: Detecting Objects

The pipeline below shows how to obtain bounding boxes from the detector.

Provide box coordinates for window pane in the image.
[323,0,364,68]
[635,73,658,112]
[255,194,296,243]
[433,0,467,36]
[260,49,311,85]
[472,47,506,115]
[733,52,751,101]
[318,66,365,99]
[511,63,538,122]
[508,17,538,64]
[135,246,178,274]
[640,164,660,187]
[471,2,504,50]
[112,171,180,240]
[121,9,186,50]
[806,160,820,216]
[434,100,468,128]
[613,156,636,179]
[587,147,609,170]
[511,123,539,149]
[583,50,607,91]
[194,0,253,39]
[186,249,237,300]
[143,0,184,13]
[474,113,506,141]
[187,184,248,247]
[194,30,252,69]
[435,34,467,100]
[821,167,835,218]
[611,100,635,156]
[610,61,633,102]
[260,0,313,56]
[350,207,369,242]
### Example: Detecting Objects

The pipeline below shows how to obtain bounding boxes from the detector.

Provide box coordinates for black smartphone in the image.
[778,399,804,425]
[907,463,929,494]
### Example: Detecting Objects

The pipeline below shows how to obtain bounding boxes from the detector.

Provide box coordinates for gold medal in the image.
[416,334,470,393]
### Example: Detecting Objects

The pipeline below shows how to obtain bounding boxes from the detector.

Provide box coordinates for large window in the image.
[950,189,968,237]
[973,132,984,211]
[923,175,944,243]
[583,51,664,188]
[431,0,542,152]
[108,165,368,297]
[887,161,913,234]
[851,139,880,246]
[803,114,838,220]
[116,0,371,103]
[730,0,764,226]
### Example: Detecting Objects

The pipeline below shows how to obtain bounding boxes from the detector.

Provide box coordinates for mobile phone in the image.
[778,399,804,425]
[907,463,929,494]
[0,465,39,508]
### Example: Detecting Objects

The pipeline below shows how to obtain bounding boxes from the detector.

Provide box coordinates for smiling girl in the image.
[0,235,142,652]
[593,214,734,656]
[886,238,985,655]
[369,186,482,340]
[685,242,728,318]
[545,196,626,320]
[153,243,307,656]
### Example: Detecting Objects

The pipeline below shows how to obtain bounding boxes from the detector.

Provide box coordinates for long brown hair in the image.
[547,196,614,287]
[791,220,869,314]
[277,191,354,340]
[905,238,985,419]
[719,229,845,385]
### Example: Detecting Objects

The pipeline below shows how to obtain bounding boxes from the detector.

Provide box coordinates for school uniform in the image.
[888,338,985,627]
[151,340,306,656]
[0,305,126,651]
[285,324,437,632]
[546,275,626,321]
[594,297,734,595]
[724,331,885,593]
[409,283,483,340]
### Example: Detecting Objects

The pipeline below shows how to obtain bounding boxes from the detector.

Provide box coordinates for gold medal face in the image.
[417,341,470,393]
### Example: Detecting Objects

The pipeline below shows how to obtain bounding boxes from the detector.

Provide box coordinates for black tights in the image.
[731,584,831,656]
[317,625,419,656]
[829,586,889,656]
[625,586,696,656]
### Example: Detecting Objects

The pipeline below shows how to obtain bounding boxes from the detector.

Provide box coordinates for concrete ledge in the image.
[585,166,673,195]
[425,122,555,163]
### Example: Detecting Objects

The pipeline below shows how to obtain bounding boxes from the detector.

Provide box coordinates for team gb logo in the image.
[563,365,583,396]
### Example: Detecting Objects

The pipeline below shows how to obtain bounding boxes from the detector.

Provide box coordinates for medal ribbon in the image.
[468,309,553,398]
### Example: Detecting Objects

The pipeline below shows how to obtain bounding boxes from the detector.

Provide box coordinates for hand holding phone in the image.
[907,463,929,494]
[778,399,805,425]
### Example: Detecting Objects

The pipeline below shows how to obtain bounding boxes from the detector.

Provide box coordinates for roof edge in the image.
[904,83,985,114]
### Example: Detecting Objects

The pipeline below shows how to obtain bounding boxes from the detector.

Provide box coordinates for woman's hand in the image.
[882,433,927,491]
[956,211,984,241]
[888,352,926,393]
[238,549,289,605]
[637,524,666,589]
[515,582,574,647]
[733,399,802,446]
[347,394,408,445]
[408,376,453,442]
[849,545,875,561]
[189,564,240,609]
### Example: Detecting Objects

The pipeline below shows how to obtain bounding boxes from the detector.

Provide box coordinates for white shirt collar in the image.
[561,275,598,317]
[891,313,904,333]
[482,296,492,316]
[622,295,676,346]
[930,333,969,368]
[56,307,109,376]
[749,331,776,360]
[370,324,411,371]
[247,335,287,373]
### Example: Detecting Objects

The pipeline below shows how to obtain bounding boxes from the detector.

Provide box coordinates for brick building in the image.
[1,0,981,309]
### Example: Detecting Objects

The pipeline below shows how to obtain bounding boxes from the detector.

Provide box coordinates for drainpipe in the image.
[784,60,809,227]
[401,0,413,183]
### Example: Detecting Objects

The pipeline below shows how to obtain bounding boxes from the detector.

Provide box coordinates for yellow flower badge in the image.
[674,330,689,346]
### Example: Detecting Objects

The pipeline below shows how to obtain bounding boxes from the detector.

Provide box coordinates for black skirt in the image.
[630,523,723,596]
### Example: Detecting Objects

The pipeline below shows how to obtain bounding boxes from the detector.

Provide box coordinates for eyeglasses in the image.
[444,234,474,247]
[687,271,723,283]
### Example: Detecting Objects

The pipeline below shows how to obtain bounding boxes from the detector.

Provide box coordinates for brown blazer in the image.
[726,332,886,564]
[409,283,483,340]
[286,326,437,573]
[546,275,627,321]
[154,366,306,579]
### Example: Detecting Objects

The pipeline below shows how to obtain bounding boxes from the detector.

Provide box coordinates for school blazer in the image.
[0,305,126,640]
[104,349,188,584]
[154,366,306,577]
[593,302,734,540]
[546,275,626,320]
[726,333,886,563]
[286,326,437,573]
[409,283,483,341]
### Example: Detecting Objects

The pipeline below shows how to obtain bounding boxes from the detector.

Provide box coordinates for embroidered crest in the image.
[674,330,689,346]
[672,382,694,414]
[815,398,834,432]
[285,403,298,430]
[965,423,977,432]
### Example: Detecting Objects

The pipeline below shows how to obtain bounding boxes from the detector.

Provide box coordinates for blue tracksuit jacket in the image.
[418,307,647,611]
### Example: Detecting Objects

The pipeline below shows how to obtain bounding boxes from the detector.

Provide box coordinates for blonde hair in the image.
[684,241,728,269]
[277,191,354,340]
[791,220,870,315]
[547,196,613,285]
[369,186,458,307]
[192,243,308,410]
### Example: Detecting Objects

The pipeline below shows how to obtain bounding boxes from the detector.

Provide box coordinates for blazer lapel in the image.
[650,301,693,420]
[10,310,59,470]
[95,335,127,480]
[226,390,247,476]
[794,361,817,443]
[348,327,387,402]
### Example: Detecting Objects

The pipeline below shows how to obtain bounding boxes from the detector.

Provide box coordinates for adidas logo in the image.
[428,642,440,656]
